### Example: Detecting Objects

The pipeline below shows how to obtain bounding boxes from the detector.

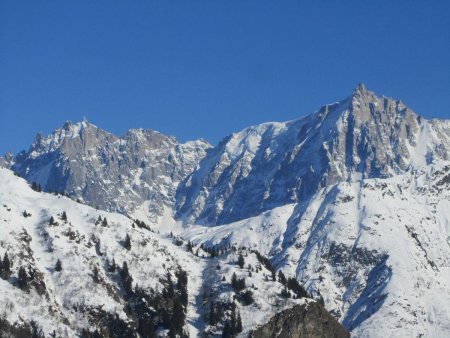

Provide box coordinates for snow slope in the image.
[0,167,313,337]
[180,162,450,337]
[0,167,205,336]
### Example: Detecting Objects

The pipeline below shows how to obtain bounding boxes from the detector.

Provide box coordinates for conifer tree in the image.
[169,297,185,337]
[176,269,188,308]
[93,266,100,283]
[278,270,287,285]
[237,254,245,269]
[120,261,133,295]
[241,290,254,305]
[102,217,108,227]
[163,271,175,299]
[18,266,27,289]
[61,211,67,221]
[231,272,238,289]
[235,311,243,333]
[3,252,11,272]
[209,301,218,325]
[124,234,131,251]
[287,277,308,298]
[49,216,55,225]
[55,259,62,272]
[222,321,232,338]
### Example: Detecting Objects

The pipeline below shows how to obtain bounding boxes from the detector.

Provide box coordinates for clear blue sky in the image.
[1,1,449,153]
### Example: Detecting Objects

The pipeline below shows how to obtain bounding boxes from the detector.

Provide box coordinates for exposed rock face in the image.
[176,84,450,225]
[8,119,211,218]
[249,301,350,338]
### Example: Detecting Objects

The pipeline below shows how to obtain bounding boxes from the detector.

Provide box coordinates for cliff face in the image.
[249,301,350,338]
[8,119,210,218]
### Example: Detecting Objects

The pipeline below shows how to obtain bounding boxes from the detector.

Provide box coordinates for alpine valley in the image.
[1,84,449,337]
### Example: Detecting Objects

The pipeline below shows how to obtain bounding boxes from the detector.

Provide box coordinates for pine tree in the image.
[55,259,62,272]
[93,266,100,283]
[240,290,254,305]
[120,262,133,295]
[3,252,11,272]
[49,216,55,225]
[176,269,188,308]
[222,321,232,338]
[287,277,307,298]
[237,253,245,269]
[209,301,218,325]
[235,311,243,333]
[281,287,291,298]
[102,217,108,227]
[169,296,185,337]
[124,234,131,251]
[163,271,175,299]
[137,316,157,338]
[18,266,27,289]
[231,272,238,289]
[278,270,287,285]
[230,303,237,334]
[61,211,67,221]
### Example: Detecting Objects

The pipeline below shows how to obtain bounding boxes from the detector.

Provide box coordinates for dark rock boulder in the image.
[249,301,350,338]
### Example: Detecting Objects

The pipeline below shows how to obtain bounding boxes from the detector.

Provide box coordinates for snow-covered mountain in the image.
[180,162,450,337]
[176,84,450,225]
[2,84,450,337]
[8,119,210,219]
[0,167,338,337]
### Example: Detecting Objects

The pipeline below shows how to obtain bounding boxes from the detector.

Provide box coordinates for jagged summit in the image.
[9,120,211,217]
[176,86,450,225]
[352,82,370,96]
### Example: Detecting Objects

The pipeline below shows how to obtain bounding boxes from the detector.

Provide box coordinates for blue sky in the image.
[1,1,449,153]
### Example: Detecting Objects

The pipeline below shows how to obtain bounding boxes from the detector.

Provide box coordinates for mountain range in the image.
[1,84,449,337]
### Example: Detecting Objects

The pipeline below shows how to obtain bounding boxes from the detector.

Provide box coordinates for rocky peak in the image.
[9,119,211,217]
[0,151,14,167]
[176,85,450,225]
[351,82,371,98]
